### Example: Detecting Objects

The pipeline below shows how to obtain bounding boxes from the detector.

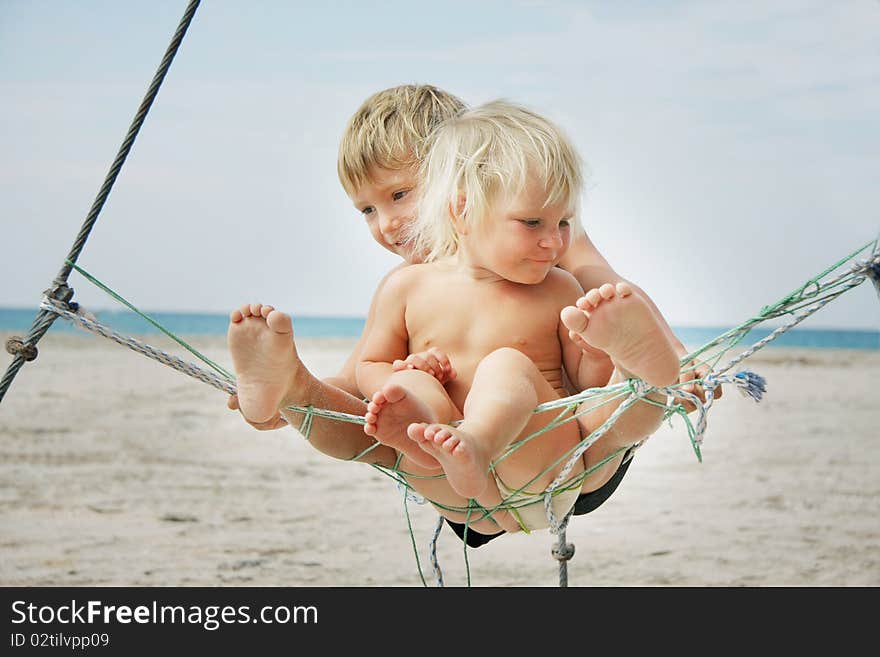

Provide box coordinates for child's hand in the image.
[392,348,456,384]
[677,361,724,412]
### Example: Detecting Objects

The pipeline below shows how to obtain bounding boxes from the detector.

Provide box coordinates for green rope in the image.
[66,260,234,382]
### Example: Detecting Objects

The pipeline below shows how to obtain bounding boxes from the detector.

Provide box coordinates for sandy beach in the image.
[1,330,878,587]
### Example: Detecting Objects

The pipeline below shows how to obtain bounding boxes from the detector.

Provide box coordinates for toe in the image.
[598,283,616,299]
[407,423,427,441]
[584,289,603,307]
[434,428,452,443]
[560,306,588,334]
[265,309,293,334]
[438,434,458,451]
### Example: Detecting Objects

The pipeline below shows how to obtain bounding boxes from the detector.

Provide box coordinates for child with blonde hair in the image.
[228,86,718,544]
[354,100,681,534]
[228,84,466,468]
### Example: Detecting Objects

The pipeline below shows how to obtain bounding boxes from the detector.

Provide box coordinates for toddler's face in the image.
[350,166,423,264]
[467,179,574,285]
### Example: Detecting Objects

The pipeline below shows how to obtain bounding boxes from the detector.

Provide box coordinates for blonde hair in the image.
[410,100,584,262]
[337,84,467,196]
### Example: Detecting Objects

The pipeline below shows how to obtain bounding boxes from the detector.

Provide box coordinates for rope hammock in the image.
[2,0,879,586]
[12,242,880,586]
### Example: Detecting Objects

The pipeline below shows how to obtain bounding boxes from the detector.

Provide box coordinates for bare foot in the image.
[560,282,680,387]
[364,384,441,470]
[228,303,301,424]
[407,423,490,498]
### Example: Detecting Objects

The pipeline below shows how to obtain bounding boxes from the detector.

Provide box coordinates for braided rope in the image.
[551,525,576,587]
[713,275,867,377]
[429,515,445,587]
[0,0,201,404]
[39,298,236,396]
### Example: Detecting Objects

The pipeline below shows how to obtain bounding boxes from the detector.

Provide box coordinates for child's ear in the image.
[448,195,468,235]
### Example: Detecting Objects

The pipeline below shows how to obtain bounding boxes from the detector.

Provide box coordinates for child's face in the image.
[466,179,573,285]
[350,166,423,264]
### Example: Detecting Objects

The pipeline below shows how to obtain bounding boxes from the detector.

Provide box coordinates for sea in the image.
[1,306,878,350]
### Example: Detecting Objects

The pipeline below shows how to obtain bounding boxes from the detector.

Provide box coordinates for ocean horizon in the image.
[1,306,878,350]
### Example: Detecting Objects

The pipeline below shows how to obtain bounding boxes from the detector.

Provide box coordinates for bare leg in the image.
[560,283,680,491]
[227,303,397,466]
[365,384,440,470]
[364,368,460,470]
[408,347,580,500]
[407,423,491,498]
[360,369,519,531]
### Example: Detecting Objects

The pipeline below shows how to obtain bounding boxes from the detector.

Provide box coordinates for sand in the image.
[1,330,878,587]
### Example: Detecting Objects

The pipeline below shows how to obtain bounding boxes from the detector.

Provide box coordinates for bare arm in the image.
[277,374,397,466]
[280,266,415,466]
[355,269,412,399]
[324,263,411,397]
[322,334,367,398]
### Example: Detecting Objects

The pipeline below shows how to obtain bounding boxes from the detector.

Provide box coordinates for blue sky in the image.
[1,1,878,329]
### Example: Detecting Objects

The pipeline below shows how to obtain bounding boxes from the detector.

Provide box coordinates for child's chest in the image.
[405,276,564,362]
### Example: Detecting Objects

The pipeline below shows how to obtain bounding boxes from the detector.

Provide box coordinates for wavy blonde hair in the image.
[337,84,467,197]
[409,100,584,263]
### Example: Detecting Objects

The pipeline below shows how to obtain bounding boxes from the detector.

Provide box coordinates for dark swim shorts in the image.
[443,449,635,548]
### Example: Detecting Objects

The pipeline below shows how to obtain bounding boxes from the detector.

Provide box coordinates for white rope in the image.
[40,298,236,395]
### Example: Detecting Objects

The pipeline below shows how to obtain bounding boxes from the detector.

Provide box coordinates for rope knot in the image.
[5,337,38,362]
[551,542,575,561]
[733,370,767,402]
[629,378,650,396]
[858,254,880,297]
[42,283,77,310]
[702,372,719,392]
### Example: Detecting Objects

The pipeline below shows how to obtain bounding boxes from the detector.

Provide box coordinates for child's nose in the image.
[540,230,563,249]
[379,213,400,237]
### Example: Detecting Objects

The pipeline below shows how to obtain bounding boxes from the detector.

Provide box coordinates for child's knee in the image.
[480,347,534,373]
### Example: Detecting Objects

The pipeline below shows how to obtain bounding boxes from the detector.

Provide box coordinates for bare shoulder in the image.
[544,266,584,298]
[557,227,614,271]
[375,262,410,289]
[376,262,431,297]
